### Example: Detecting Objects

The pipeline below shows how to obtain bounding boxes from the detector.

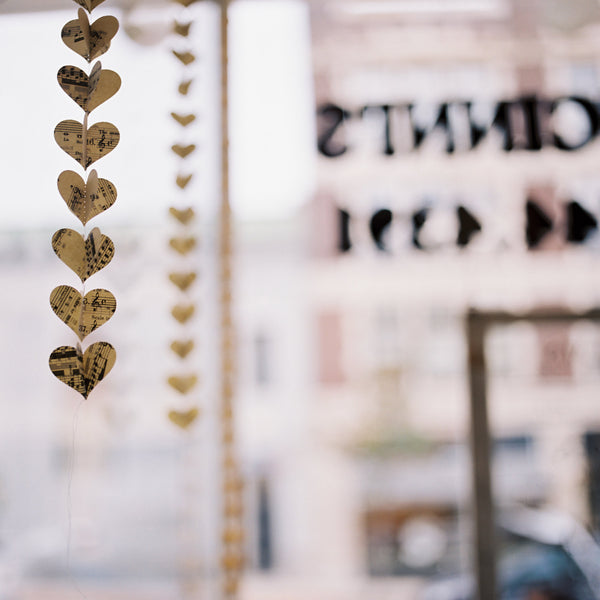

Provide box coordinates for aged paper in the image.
[49,341,116,399]
[171,112,196,127]
[169,206,195,224]
[169,272,197,291]
[168,407,200,429]
[171,304,195,324]
[169,236,197,255]
[172,50,196,66]
[175,174,193,189]
[178,80,193,95]
[50,285,116,340]
[62,9,119,62]
[58,169,117,225]
[58,63,121,113]
[173,21,192,37]
[74,0,108,13]
[168,374,198,394]
[171,144,196,159]
[171,339,195,358]
[55,120,120,168]
[52,227,115,282]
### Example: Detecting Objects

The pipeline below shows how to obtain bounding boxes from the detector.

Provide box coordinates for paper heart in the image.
[173,21,192,37]
[176,174,193,189]
[221,552,244,570]
[169,272,196,291]
[58,169,117,225]
[222,528,245,545]
[52,227,114,282]
[172,50,195,66]
[169,206,195,224]
[73,0,108,12]
[168,407,200,429]
[172,144,196,159]
[58,63,121,113]
[171,339,194,359]
[169,236,196,255]
[62,9,119,62]
[55,120,120,169]
[168,374,198,394]
[178,80,193,95]
[50,285,116,340]
[171,113,196,127]
[171,304,195,324]
[49,342,116,399]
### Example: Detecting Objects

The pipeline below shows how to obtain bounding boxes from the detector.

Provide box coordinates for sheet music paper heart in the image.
[178,80,193,95]
[58,63,121,113]
[58,169,117,225]
[169,207,195,224]
[171,304,195,324]
[169,272,196,291]
[173,21,192,37]
[171,144,196,159]
[168,374,198,394]
[172,50,195,66]
[171,339,194,358]
[55,120,120,168]
[168,407,200,429]
[52,227,114,282]
[74,0,109,12]
[49,342,116,399]
[50,285,116,340]
[176,174,193,189]
[169,236,196,255]
[171,113,196,127]
[62,9,119,62]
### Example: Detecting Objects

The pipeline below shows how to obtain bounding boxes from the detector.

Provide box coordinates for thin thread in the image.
[66,398,89,600]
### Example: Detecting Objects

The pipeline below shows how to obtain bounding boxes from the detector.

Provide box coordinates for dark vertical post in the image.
[467,311,497,600]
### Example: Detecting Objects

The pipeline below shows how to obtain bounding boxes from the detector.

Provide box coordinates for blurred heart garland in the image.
[50,0,120,399]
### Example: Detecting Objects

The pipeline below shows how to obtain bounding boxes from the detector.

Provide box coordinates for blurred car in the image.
[422,508,600,600]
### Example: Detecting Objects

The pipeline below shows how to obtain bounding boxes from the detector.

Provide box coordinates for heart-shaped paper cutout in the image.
[49,342,116,399]
[52,227,114,282]
[62,9,119,62]
[58,63,121,113]
[169,236,196,255]
[55,120,120,169]
[176,174,193,189]
[169,206,195,224]
[171,113,196,127]
[171,339,194,359]
[172,144,196,159]
[50,285,116,340]
[172,304,195,324]
[58,169,117,225]
[172,50,195,66]
[168,407,200,429]
[173,21,192,37]
[168,374,198,395]
[73,0,108,12]
[169,272,196,291]
[178,80,193,96]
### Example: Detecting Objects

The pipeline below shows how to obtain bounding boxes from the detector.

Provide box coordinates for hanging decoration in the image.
[49,0,120,398]
[218,2,245,597]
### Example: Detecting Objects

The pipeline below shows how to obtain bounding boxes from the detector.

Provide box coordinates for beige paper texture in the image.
[178,80,193,95]
[175,174,193,189]
[169,236,197,255]
[172,50,196,66]
[168,407,200,429]
[171,339,195,358]
[58,63,121,113]
[58,169,117,225]
[55,120,120,168]
[169,272,197,291]
[62,9,119,62]
[173,21,192,37]
[171,112,196,127]
[168,374,198,394]
[74,0,108,13]
[169,206,195,224]
[171,144,196,159]
[171,304,195,324]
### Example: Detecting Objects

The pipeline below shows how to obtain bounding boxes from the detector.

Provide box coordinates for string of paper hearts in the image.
[49,0,120,399]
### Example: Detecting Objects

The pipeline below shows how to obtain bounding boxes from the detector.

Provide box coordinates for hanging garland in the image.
[49,0,120,399]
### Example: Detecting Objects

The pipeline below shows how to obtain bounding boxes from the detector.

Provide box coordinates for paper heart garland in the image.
[169,236,196,255]
[178,80,193,96]
[52,227,114,282]
[58,63,121,113]
[168,374,198,394]
[50,285,116,340]
[171,144,196,159]
[168,407,200,429]
[73,0,108,12]
[55,120,120,169]
[171,339,195,359]
[172,50,195,66]
[173,21,192,37]
[171,304,195,324]
[62,9,119,62]
[171,113,196,127]
[176,174,193,189]
[58,169,117,225]
[169,272,196,291]
[169,207,195,225]
[49,342,116,399]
